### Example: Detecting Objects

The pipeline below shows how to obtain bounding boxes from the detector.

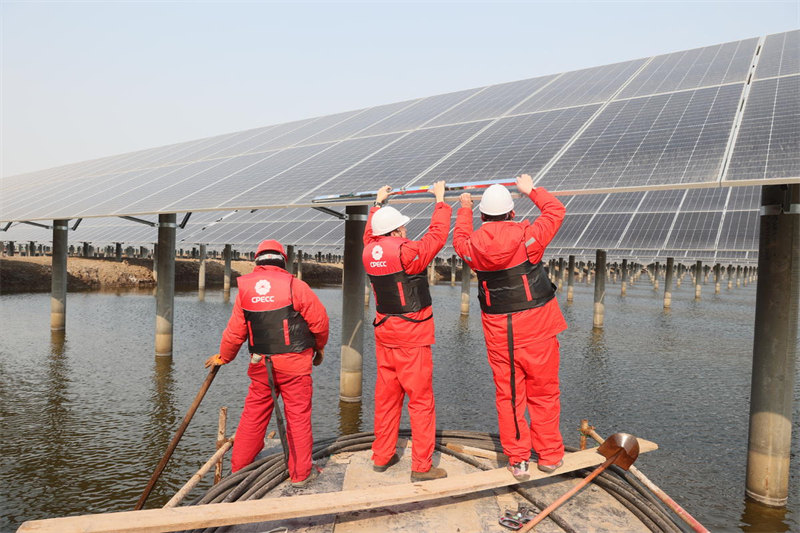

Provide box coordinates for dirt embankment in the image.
[0,256,343,294]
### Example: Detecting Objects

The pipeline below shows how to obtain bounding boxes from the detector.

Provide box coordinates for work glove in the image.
[313,348,324,366]
[204,353,226,368]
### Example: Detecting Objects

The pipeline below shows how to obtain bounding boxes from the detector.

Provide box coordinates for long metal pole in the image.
[664,257,674,309]
[461,260,471,315]
[155,214,176,357]
[51,220,69,331]
[198,244,207,291]
[567,255,575,302]
[593,250,606,329]
[620,258,627,296]
[340,205,367,402]
[694,260,702,300]
[746,184,799,507]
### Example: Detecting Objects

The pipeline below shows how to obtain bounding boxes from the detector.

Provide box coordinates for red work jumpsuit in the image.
[218,265,329,481]
[363,201,451,473]
[453,188,567,466]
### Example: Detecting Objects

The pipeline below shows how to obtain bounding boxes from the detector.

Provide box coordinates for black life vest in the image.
[238,269,315,354]
[363,236,432,316]
[475,257,556,315]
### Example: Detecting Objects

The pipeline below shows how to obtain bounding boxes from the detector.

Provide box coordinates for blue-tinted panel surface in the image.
[563,194,606,215]
[539,84,742,190]
[241,134,403,207]
[755,30,800,79]
[298,102,415,145]
[617,212,675,249]
[601,192,645,212]
[356,89,481,136]
[727,186,760,210]
[681,187,730,211]
[246,111,363,152]
[428,75,557,126]
[718,210,759,250]
[304,122,489,201]
[407,105,598,186]
[665,211,722,248]
[164,143,334,211]
[725,75,800,182]
[619,39,756,98]
[514,59,646,114]
[575,213,632,248]
[637,189,687,212]
[550,214,593,247]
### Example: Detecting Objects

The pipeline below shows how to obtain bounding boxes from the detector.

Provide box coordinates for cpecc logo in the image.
[255,279,271,295]
[372,245,383,261]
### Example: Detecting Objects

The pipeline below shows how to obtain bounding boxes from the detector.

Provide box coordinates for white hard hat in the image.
[479,184,514,216]
[371,206,411,235]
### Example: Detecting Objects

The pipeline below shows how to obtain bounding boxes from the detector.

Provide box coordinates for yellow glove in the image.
[204,353,226,368]
[313,348,324,367]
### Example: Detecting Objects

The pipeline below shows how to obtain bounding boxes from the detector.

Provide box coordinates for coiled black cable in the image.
[186,430,686,533]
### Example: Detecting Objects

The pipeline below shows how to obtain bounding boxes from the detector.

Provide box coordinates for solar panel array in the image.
[1,31,797,263]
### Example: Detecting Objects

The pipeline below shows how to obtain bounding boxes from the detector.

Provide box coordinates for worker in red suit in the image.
[362,180,450,482]
[205,240,329,488]
[453,174,567,481]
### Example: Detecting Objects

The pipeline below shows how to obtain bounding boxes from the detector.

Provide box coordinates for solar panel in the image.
[754,30,800,79]
[665,211,722,249]
[618,38,757,98]
[537,84,743,191]
[616,212,676,249]
[231,134,404,208]
[297,101,417,145]
[427,75,558,126]
[724,75,800,183]
[406,105,599,186]
[717,210,760,250]
[513,59,647,114]
[295,122,490,203]
[355,89,482,136]
[574,213,632,248]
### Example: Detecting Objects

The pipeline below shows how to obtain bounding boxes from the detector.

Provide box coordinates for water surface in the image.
[0,279,798,532]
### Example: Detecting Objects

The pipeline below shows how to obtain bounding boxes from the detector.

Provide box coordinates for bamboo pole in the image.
[164,437,234,508]
[214,407,227,484]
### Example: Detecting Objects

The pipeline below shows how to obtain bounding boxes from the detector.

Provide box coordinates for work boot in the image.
[291,467,319,488]
[373,453,400,473]
[507,460,530,481]
[410,466,447,482]
[537,459,564,474]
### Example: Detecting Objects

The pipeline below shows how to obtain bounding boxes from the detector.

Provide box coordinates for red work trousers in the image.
[231,365,313,483]
[486,336,564,466]
[372,345,436,473]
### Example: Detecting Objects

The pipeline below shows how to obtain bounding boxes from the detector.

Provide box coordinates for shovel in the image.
[519,432,640,532]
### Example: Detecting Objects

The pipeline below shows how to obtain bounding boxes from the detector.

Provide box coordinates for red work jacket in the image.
[453,188,567,349]
[363,202,452,347]
[219,265,329,375]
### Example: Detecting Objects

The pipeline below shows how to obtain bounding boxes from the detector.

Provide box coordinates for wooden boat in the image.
[17,426,699,533]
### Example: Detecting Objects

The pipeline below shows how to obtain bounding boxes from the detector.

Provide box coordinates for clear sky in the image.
[1,1,797,177]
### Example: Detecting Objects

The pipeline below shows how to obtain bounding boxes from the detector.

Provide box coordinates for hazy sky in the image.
[1,1,797,177]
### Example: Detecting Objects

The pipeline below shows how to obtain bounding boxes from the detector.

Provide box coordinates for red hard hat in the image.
[256,239,287,260]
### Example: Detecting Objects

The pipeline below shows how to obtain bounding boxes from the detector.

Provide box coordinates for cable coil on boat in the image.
[189,429,688,533]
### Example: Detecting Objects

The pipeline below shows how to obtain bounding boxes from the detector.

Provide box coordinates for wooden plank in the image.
[17,439,658,533]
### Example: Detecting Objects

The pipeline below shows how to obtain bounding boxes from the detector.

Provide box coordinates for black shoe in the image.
[373,453,400,472]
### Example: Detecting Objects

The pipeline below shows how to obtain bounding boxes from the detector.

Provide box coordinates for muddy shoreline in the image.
[0,256,344,294]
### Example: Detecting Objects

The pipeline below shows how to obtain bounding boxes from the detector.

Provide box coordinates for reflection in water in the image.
[338,400,363,436]
[741,499,789,533]
[140,357,178,501]
[44,330,72,476]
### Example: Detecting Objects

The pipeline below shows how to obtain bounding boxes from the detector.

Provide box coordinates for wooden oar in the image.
[134,365,220,510]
